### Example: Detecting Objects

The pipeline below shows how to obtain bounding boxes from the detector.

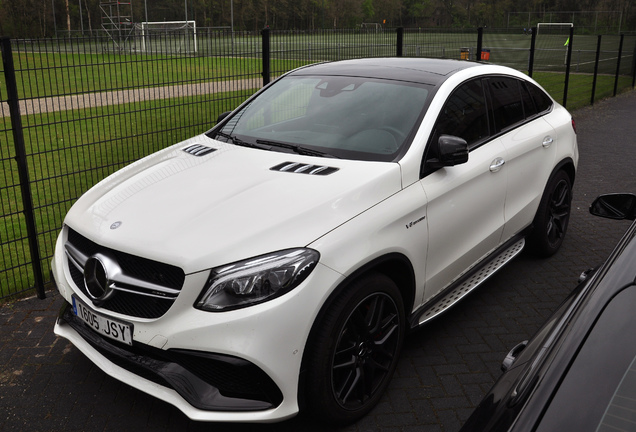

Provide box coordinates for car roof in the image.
[287,58,484,86]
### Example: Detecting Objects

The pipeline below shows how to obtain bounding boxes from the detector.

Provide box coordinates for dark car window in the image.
[527,82,553,113]
[489,77,525,132]
[520,82,538,118]
[432,78,489,147]
[536,285,636,432]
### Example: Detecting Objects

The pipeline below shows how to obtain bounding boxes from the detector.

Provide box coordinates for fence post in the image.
[562,26,574,108]
[613,34,624,97]
[262,28,271,87]
[591,35,602,105]
[0,38,46,299]
[528,26,537,77]
[396,27,404,57]
[476,27,483,61]
[632,41,636,88]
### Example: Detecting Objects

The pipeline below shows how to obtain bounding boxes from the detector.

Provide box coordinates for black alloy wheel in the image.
[304,273,405,425]
[546,177,571,246]
[331,291,401,410]
[529,170,572,257]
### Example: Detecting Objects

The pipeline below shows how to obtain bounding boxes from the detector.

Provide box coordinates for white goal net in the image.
[135,21,197,54]
[535,23,573,67]
[536,22,573,36]
[360,23,383,33]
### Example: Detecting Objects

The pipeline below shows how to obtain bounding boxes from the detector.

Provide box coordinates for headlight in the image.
[195,248,320,312]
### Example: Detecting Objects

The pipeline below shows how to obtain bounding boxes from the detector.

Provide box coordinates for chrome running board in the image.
[412,238,525,328]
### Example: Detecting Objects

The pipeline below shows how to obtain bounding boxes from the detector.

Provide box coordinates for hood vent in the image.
[183,144,216,157]
[271,162,339,176]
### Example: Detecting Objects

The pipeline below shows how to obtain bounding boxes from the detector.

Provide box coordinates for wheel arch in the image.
[553,157,576,186]
[531,157,576,226]
[297,252,416,412]
[527,158,576,256]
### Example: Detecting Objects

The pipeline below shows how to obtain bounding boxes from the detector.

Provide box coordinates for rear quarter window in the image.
[527,82,553,113]
[520,82,538,118]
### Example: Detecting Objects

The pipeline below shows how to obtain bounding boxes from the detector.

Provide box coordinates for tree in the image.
[65,0,70,31]
[1,0,635,37]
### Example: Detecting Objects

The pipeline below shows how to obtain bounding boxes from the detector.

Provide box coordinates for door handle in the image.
[502,340,528,372]
[490,157,505,172]
[542,136,554,148]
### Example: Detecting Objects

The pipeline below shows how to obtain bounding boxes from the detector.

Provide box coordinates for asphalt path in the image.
[1,90,635,431]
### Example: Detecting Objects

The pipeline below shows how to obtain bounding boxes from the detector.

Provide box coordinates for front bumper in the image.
[56,301,283,411]
[51,230,344,422]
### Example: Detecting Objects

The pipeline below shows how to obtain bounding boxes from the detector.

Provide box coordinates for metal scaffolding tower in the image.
[100,1,134,49]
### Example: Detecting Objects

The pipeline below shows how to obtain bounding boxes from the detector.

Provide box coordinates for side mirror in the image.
[216,111,231,124]
[590,193,636,221]
[428,135,469,169]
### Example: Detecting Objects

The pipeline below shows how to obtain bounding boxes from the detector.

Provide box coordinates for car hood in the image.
[64,135,403,274]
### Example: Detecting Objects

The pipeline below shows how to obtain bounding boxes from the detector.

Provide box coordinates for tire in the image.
[527,170,572,257]
[304,273,405,425]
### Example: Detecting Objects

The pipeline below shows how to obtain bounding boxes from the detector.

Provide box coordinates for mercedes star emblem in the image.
[84,254,117,304]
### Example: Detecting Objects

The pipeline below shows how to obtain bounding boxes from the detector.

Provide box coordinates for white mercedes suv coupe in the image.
[52,58,578,425]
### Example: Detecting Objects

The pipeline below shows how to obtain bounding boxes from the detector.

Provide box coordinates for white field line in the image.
[1,77,263,118]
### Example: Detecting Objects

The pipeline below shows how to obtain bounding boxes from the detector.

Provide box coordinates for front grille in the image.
[66,227,185,319]
[60,302,283,411]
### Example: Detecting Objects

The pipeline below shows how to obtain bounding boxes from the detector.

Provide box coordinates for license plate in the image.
[72,296,133,346]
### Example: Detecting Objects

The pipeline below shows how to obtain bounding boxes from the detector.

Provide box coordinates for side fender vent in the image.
[271,162,339,176]
[183,144,216,157]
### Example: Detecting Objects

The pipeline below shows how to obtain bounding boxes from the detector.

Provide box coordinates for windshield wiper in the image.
[213,131,269,150]
[255,139,339,158]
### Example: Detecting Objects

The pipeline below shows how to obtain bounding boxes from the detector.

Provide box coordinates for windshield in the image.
[210,75,430,162]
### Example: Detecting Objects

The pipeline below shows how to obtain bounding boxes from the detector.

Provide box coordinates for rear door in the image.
[486,77,558,241]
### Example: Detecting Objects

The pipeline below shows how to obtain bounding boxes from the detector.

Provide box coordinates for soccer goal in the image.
[535,23,573,67]
[536,22,573,36]
[136,21,197,54]
[360,23,383,33]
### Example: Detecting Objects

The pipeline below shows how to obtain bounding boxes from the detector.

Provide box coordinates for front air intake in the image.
[183,144,216,157]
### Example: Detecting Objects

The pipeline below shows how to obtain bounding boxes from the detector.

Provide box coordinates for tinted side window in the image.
[520,82,538,118]
[433,79,489,147]
[489,77,524,132]
[527,82,553,113]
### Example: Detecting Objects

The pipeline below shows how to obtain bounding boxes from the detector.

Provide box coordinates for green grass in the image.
[531,71,634,110]
[5,52,307,99]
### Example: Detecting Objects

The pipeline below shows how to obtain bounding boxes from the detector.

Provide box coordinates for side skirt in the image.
[410,236,526,329]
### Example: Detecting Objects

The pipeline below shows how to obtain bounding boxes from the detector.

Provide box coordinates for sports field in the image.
[5,30,633,97]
